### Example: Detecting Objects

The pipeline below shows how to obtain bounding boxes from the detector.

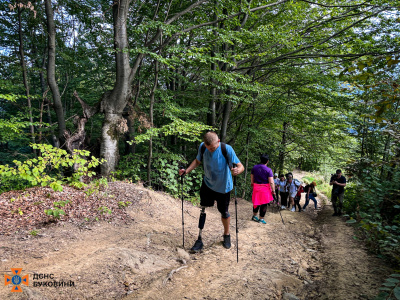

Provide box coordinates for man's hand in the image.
[231,166,240,176]
[179,169,186,176]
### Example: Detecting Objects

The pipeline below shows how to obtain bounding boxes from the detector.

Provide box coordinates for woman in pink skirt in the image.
[251,154,275,224]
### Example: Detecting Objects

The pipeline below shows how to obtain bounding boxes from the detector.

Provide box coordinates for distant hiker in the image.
[285,174,300,212]
[273,173,280,204]
[303,181,318,211]
[178,131,244,252]
[277,174,288,209]
[250,154,275,224]
[294,183,304,212]
[330,169,346,216]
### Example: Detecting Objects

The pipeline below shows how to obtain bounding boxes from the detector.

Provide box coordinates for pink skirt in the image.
[252,183,274,208]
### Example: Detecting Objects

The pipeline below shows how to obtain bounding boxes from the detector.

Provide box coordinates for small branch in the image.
[163,266,187,285]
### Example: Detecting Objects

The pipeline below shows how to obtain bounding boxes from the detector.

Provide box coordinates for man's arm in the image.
[330,177,346,187]
[179,159,201,176]
[231,162,244,176]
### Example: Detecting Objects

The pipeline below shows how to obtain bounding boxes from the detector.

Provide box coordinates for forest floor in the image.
[0,170,393,299]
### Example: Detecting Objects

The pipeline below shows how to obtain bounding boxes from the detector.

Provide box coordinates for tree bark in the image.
[44,0,65,146]
[17,5,36,155]
[220,90,232,143]
[100,0,143,176]
[278,121,289,173]
[241,103,255,198]
[147,61,159,186]
[207,10,217,127]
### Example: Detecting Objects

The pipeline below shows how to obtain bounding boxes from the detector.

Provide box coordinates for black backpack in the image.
[200,142,230,167]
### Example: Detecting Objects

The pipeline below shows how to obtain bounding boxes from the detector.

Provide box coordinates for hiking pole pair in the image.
[233,163,239,263]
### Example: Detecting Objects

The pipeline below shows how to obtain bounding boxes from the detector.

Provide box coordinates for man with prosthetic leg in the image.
[179,131,244,252]
[192,207,207,251]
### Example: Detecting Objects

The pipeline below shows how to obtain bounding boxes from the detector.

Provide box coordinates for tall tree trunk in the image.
[207,11,217,127]
[147,61,159,186]
[241,103,255,198]
[17,5,36,155]
[208,49,216,127]
[44,0,65,146]
[37,48,58,147]
[100,0,144,176]
[278,121,289,173]
[220,90,231,143]
[99,0,203,175]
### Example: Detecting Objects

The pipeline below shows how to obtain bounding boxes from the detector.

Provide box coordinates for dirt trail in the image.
[0,171,393,299]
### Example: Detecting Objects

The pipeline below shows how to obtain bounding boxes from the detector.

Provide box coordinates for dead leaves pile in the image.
[0,181,143,236]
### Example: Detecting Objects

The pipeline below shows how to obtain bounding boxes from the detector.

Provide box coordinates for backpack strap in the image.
[200,143,206,159]
[200,142,230,167]
[220,142,230,167]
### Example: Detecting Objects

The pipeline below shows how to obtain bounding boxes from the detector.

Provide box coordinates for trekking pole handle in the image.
[232,163,237,186]
[179,165,186,180]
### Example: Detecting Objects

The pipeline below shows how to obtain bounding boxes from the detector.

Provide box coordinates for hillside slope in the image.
[0,173,392,299]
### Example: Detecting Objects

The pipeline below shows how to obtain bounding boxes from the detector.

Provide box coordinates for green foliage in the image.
[153,154,203,203]
[29,229,39,236]
[116,152,202,204]
[115,154,147,182]
[344,165,400,264]
[0,144,105,193]
[375,273,400,300]
[118,201,132,208]
[84,177,109,196]
[98,206,112,215]
[45,200,70,219]
[132,117,213,144]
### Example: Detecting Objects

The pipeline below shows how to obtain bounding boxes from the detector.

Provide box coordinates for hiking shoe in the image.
[190,239,203,252]
[259,219,266,224]
[281,206,286,210]
[223,235,231,249]
[291,207,295,212]
[252,216,260,222]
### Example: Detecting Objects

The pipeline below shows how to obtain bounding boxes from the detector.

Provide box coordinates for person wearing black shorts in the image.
[179,131,244,252]
[200,181,231,219]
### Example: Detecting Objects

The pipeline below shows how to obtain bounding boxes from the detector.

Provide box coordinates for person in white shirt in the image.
[285,175,300,212]
[278,174,288,209]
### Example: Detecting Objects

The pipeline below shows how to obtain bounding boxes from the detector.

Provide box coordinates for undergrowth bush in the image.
[344,164,400,267]
[301,172,332,199]
[0,144,104,193]
[116,152,203,205]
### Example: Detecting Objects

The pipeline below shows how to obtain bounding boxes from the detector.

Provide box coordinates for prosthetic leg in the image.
[191,207,206,252]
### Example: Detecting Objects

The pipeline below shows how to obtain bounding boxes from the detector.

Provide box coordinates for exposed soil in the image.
[0,171,393,299]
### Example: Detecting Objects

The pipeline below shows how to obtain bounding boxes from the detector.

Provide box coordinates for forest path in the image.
[0,171,392,299]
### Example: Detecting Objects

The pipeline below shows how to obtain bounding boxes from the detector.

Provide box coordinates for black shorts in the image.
[200,181,231,218]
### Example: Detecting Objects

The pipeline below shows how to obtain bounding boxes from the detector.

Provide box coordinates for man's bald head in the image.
[203,131,219,146]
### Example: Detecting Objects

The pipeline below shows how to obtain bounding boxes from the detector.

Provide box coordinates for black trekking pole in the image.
[179,166,185,248]
[233,163,239,263]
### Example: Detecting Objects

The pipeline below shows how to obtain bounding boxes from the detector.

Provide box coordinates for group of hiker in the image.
[273,173,318,212]
[179,131,346,253]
